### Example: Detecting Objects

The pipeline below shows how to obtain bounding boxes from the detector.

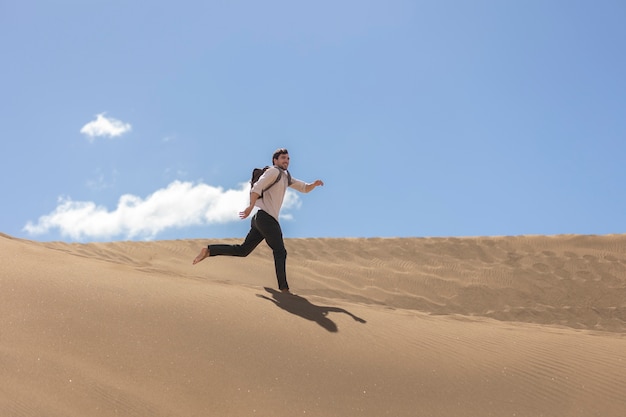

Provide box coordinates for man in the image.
[192,148,324,293]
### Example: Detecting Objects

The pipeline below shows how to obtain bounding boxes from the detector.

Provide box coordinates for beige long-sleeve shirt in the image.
[251,166,309,221]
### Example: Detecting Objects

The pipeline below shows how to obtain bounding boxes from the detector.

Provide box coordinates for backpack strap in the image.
[276,167,293,186]
[256,166,292,197]
[261,167,282,195]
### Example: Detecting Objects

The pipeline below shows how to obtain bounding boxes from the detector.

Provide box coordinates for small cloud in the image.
[80,113,132,141]
[23,181,302,241]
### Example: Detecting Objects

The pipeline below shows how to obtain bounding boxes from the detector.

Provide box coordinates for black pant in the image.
[208,210,289,290]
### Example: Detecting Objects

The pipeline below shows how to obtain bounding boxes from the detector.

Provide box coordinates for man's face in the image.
[275,153,290,170]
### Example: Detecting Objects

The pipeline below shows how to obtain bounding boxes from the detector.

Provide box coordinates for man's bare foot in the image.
[193,247,210,265]
[280,288,292,295]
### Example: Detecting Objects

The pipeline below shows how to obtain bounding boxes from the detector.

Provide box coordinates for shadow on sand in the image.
[257,287,366,332]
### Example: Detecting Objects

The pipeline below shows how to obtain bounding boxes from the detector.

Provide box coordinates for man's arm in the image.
[290,178,324,193]
[239,192,261,219]
[240,168,281,219]
[304,180,324,193]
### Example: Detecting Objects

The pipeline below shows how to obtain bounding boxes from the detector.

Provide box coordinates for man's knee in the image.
[273,248,287,260]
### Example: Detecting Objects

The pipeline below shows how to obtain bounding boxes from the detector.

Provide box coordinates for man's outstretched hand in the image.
[305,180,324,192]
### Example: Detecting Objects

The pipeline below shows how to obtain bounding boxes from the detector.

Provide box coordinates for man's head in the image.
[272,148,290,170]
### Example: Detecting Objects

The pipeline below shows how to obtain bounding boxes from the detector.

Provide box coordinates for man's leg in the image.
[253,210,289,291]
[192,219,264,264]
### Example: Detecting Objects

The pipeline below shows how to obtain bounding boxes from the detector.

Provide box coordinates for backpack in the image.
[250,166,292,198]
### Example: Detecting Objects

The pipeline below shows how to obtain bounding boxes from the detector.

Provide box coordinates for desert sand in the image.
[1,232,625,417]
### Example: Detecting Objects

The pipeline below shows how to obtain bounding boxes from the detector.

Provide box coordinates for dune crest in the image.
[31,234,626,332]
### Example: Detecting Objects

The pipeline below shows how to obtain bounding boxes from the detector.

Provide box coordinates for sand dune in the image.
[1,233,625,416]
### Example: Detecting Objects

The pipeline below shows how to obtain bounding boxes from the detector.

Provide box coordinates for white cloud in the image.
[80,113,132,141]
[23,181,301,241]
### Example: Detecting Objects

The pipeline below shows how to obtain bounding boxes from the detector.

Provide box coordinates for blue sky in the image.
[2,0,625,242]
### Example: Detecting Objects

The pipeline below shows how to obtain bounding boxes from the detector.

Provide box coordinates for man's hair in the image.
[272,148,289,163]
